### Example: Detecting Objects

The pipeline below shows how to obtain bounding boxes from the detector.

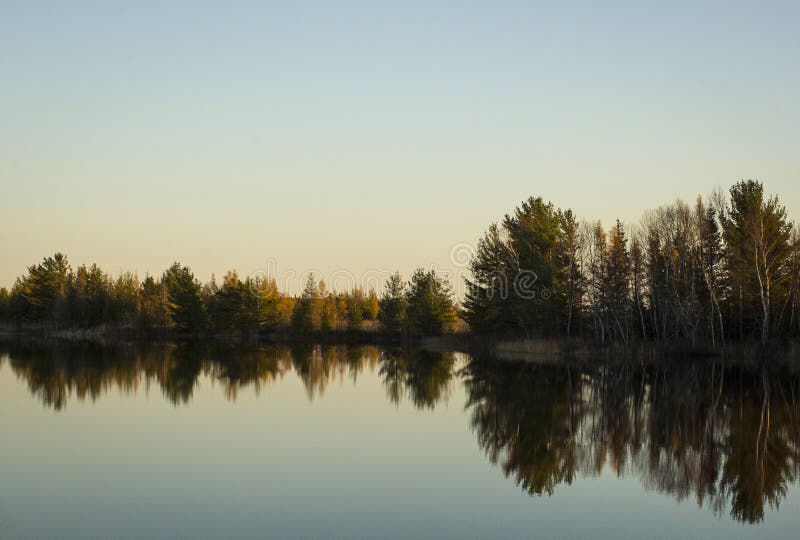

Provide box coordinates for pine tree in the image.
[406,268,457,335]
[162,263,209,330]
[722,180,793,344]
[463,224,515,332]
[0,287,9,323]
[111,272,140,326]
[604,220,631,343]
[291,274,321,332]
[140,275,171,328]
[249,274,282,331]
[555,209,583,337]
[502,197,562,335]
[696,197,725,345]
[17,253,71,322]
[378,272,407,333]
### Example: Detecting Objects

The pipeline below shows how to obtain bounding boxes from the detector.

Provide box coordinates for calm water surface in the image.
[0,341,798,539]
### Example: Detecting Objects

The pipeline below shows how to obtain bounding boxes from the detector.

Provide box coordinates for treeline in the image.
[465,180,800,345]
[0,259,457,336]
[2,179,798,345]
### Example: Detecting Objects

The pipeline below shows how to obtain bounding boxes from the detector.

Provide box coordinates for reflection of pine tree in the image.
[462,359,800,522]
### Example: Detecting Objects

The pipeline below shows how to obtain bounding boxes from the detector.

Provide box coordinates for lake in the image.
[0,340,798,539]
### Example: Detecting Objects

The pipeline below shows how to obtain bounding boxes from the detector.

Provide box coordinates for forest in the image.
[464,179,799,345]
[0,257,457,337]
[0,179,798,345]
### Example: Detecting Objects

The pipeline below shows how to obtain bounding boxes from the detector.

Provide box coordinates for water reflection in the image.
[464,359,800,524]
[0,340,798,525]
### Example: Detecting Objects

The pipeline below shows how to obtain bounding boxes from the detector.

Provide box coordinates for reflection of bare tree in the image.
[463,359,800,523]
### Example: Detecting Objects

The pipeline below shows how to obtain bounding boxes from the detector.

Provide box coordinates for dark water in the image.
[0,341,798,539]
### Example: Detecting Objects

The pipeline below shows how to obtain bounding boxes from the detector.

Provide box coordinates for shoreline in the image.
[2,326,798,365]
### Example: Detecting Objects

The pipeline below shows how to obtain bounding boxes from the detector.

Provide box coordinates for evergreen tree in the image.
[84,264,110,326]
[162,262,209,330]
[379,272,408,333]
[555,209,583,337]
[210,271,246,330]
[17,253,71,322]
[110,272,140,326]
[502,197,562,334]
[249,274,282,331]
[463,224,515,332]
[406,268,457,335]
[696,197,726,345]
[587,221,608,342]
[721,180,793,344]
[291,274,321,332]
[0,287,9,323]
[320,291,338,332]
[140,276,171,328]
[604,220,631,343]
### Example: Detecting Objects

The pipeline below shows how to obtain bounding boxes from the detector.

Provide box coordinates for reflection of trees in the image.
[5,342,151,409]
[207,345,290,401]
[157,343,203,404]
[0,341,384,407]
[4,339,798,524]
[464,362,582,495]
[379,348,456,409]
[463,359,800,523]
[290,345,379,400]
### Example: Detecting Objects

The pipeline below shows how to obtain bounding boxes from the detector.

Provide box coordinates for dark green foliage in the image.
[291,275,321,332]
[604,221,631,342]
[464,180,797,345]
[15,253,71,322]
[140,276,171,328]
[463,224,516,332]
[503,197,562,334]
[554,209,583,337]
[0,287,9,322]
[378,272,407,333]
[721,180,793,344]
[464,199,580,336]
[405,268,457,335]
[209,271,256,331]
[65,264,110,327]
[162,263,209,330]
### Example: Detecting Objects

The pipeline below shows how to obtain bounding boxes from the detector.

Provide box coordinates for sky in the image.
[2,1,799,293]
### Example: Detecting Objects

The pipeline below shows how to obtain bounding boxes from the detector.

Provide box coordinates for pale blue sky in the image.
[2,1,798,292]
